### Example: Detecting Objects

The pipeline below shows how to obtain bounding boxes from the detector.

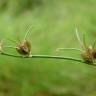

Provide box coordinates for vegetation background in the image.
[0,0,96,96]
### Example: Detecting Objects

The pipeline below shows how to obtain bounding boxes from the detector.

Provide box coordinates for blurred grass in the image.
[0,0,96,96]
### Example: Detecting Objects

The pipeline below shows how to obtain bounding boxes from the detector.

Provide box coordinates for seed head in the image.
[16,25,32,56]
[91,48,96,58]
[16,40,31,56]
[81,47,94,64]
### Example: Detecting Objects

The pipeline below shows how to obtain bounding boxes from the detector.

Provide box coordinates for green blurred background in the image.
[0,0,96,96]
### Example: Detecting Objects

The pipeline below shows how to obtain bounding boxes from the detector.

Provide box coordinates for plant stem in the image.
[57,48,82,52]
[3,46,17,49]
[1,51,96,66]
[75,28,84,50]
[23,25,32,41]
[83,33,87,48]
[93,39,96,48]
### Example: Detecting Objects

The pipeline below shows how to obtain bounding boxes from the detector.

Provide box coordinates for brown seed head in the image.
[91,48,96,58]
[16,40,31,56]
[81,48,94,64]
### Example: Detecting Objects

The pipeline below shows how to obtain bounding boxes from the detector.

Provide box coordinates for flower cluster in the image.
[57,28,96,65]
[0,26,32,57]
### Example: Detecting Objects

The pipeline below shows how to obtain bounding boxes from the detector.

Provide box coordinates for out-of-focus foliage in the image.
[0,0,44,15]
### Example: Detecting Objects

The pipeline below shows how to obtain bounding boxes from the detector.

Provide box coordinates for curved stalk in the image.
[23,25,32,41]
[75,28,84,49]
[0,51,96,66]
[83,33,87,49]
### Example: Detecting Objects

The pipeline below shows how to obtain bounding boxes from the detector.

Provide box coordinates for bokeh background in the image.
[0,0,96,96]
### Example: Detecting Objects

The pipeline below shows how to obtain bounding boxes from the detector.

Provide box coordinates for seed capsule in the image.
[91,48,96,58]
[16,40,31,56]
[81,50,94,64]
[16,25,32,56]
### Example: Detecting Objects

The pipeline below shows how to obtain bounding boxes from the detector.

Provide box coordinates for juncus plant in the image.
[0,27,96,66]
[1,25,32,57]
[57,28,96,65]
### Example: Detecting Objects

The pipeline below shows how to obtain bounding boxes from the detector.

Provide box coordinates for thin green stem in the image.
[57,48,82,52]
[83,33,87,49]
[3,46,17,49]
[75,28,84,49]
[7,38,16,43]
[93,39,96,48]
[23,25,32,41]
[0,51,96,66]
